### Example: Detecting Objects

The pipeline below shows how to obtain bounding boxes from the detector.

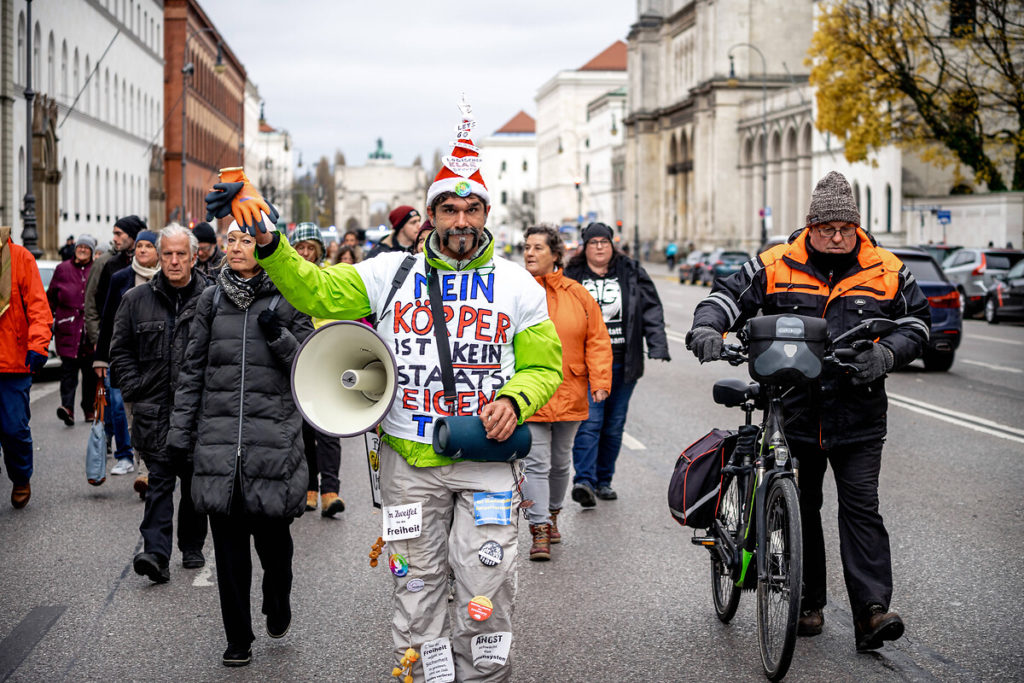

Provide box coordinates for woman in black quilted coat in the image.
[167,223,312,667]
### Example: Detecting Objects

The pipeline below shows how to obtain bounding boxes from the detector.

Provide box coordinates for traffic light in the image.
[616,220,623,233]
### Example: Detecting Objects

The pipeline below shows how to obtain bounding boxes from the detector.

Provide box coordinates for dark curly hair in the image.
[523,225,566,268]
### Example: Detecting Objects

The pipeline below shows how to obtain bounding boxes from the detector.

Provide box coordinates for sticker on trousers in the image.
[421,636,455,683]
[383,502,422,541]
[471,632,512,667]
[473,491,514,526]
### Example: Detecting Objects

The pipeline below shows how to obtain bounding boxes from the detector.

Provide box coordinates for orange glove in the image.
[218,167,279,234]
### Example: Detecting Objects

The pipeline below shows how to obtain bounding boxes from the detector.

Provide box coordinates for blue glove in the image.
[25,350,47,373]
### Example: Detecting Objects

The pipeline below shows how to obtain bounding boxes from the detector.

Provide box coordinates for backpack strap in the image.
[268,293,282,311]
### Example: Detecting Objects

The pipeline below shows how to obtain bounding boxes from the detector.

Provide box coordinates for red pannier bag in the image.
[668,428,738,528]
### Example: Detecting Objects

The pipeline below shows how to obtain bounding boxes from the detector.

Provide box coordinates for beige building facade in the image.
[333,141,428,231]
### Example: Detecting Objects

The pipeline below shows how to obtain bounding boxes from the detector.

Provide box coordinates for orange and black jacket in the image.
[691,228,930,449]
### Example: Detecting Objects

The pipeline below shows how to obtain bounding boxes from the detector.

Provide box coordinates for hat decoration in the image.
[426,95,490,208]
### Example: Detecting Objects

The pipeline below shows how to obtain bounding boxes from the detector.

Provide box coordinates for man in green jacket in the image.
[208,100,561,682]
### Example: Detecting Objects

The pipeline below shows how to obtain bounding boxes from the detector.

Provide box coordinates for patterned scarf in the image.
[0,227,12,319]
[218,266,267,310]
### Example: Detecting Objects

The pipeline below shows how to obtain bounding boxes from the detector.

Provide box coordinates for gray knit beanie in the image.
[806,171,860,227]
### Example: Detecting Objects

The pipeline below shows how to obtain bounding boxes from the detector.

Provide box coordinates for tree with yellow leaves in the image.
[809,0,1024,191]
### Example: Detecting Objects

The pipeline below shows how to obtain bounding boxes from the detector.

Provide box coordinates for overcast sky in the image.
[201,1,637,171]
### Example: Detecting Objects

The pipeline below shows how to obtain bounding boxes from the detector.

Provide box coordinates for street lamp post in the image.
[180,27,224,225]
[575,178,582,234]
[729,42,768,246]
[20,0,41,258]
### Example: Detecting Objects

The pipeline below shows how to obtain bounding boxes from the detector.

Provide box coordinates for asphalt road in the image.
[1,269,1022,682]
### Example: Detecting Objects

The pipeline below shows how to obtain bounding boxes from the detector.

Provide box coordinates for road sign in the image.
[937,210,951,225]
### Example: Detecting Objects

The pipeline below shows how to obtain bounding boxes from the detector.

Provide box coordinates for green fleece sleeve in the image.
[257,235,372,320]
[496,319,563,423]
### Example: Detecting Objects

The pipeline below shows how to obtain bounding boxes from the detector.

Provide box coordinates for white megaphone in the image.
[291,321,398,437]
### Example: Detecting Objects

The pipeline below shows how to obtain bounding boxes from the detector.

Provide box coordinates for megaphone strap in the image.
[426,266,458,407]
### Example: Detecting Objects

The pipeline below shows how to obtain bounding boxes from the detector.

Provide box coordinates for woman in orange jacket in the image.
[522,226,612,560]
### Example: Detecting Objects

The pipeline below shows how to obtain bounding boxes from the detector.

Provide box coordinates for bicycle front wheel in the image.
[756,476,802,681]
[711,474,742,622]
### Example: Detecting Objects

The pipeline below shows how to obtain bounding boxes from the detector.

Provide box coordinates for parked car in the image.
[678,250,709,284]
[917,243,962,265]
[983,258,1024,323]
[891,247,961,371]
[941,248,1024,316]
[36,259,62,376]
[758,233,793,254]
[698,249,751,285]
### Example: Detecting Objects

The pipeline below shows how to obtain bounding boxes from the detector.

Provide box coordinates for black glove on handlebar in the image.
[842,342,894,385]
[686,327,724,364]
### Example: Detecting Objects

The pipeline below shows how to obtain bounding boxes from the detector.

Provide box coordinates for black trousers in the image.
[59,353,97,416]
[302,420,341,494]
[796,439,893,617]
[209,513,294,647]
[139,457,208,561]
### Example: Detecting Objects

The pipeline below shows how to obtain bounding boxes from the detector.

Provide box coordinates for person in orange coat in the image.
[522,225,612,560]
[0,226,54,509]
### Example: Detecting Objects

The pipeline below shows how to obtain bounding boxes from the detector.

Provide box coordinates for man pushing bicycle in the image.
[686,171,930,651]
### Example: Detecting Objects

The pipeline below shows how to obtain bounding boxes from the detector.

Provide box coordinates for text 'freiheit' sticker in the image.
[383,502,422,541]
[421,636,455,683]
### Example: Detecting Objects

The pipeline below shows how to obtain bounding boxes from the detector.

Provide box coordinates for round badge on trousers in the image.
[468,595,493,621]
[406,578,424,593]
[478,540,503,567]
[389,553,409,578]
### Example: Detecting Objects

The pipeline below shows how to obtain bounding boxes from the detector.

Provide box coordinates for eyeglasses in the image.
[588,239,611,247]
[814,225,857,238]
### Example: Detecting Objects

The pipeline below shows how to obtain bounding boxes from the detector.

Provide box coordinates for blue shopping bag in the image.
[86,384,107,486]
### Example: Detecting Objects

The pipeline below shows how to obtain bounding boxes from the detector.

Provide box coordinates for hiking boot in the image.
[133,474,149,499]
[182,550,205,569]
[529,524,551,561]
[133,552,170,584]
[798,608,824,636]
[57,406,75,427]
[855,604,904,651]
[571,482,596,508]
[320,492,345,518]
[11,483,31,509]
[548,508,562,544]
[306,490,318,511]
[222,643,251,667]
[596,484,618,500]
[111,458,135,475]
[266,605,291,639]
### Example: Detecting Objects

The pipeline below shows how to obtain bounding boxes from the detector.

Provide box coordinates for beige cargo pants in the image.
[379,441,520,682]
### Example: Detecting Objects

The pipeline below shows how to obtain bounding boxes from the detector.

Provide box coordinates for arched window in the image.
[852,181,861,209]
[105,168,110,219]
[85,163,91,218]
[33,23,41,88]
[18,147,24,204]
[112,74,118,125]
[16,13,24,84]
[866,186,872,231]
[47,31,55,95]
[74,161,80,217]
[61,158,68,217]
[129,84,134,134]
[73,48,79,104]
[104,69,110,122]
[113,170,119,219]
[96,166,101,220]
[886,184,893,233]
[61,40,68,100]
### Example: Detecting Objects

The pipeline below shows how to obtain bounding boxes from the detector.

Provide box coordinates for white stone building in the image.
[581,86,627,229]
[479,110,536,246]
[243,81,293,224]
[2,0,165,255]
[536,41,628,228]
[333,140,428,232]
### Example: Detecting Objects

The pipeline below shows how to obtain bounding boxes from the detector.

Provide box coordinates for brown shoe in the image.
[855,605,904,651]
[548,509,562,544]
[56,406,75,427]
[134,474,149,499]
[797,608,823,636]
[11,483,31,509]
[529,524,551,561]
[320,492,345,518]
[306,490,318,511]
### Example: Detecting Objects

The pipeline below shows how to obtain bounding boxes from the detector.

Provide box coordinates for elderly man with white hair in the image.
[110,224,212,584]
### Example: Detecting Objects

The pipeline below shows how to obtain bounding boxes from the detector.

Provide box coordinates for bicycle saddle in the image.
[713,377,759,407]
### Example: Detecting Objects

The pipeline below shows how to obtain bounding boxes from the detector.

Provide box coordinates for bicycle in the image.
[690,314,896,680]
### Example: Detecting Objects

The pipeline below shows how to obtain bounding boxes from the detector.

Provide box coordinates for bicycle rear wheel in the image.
[711,474,742,622]
[757,477,802,681]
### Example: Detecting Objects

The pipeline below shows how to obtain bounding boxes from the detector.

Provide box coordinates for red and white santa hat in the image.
[426,96,490,208]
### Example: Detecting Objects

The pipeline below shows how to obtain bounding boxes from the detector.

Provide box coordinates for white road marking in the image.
[666,331,689,345]
[888,392,1024,444]
[967,333,1024,347]
[192,563,215,587]
[29,382,60,404]
[621,432,646,450]
[960,359,1023,374]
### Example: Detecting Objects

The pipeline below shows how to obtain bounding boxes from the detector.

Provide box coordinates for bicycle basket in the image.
[746,315,827,384]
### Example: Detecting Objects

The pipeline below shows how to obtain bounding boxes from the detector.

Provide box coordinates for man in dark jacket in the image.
[366,205,421,258]
[564,222,671,504]
[686,171,930,652]
[110,225,210,584]
[193,222,224,277]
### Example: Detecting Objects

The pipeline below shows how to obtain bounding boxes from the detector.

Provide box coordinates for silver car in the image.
[941,248,1024,316]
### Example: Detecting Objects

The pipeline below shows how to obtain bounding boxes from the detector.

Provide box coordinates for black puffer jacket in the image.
[166,274,313,518]
[109,270,210,460]
[565,253,671,383]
